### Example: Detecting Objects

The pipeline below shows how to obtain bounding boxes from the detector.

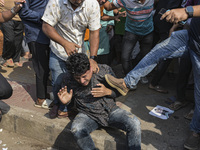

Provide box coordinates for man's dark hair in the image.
[66,53,90,76]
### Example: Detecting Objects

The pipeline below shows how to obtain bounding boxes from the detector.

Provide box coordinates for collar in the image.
[63,0,86,11]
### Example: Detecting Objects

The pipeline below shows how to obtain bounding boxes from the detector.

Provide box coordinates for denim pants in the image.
[49,51,68,112]
[71,108,141,150]
[121,31,153,74]
[124,29,200,133]
[124,30,189,89]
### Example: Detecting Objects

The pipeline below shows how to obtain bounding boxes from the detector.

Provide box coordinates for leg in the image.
[121,31,138,74]
[124,30,189,89]
[28,42,50,100]
[49,51,68,113]
[105,30,189,95]
[0,73,12,100]
[108,108,141,150]
[71,113,100,150]
[184,49,200,149]
[189,50,200,133]
[12,21,24,63]
[1,21,15,60]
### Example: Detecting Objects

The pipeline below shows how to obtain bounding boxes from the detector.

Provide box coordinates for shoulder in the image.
[85,0,100,10]
[98,64,113,74]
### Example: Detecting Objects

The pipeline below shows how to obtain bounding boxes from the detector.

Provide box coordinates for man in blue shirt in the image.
[18,0,51,108]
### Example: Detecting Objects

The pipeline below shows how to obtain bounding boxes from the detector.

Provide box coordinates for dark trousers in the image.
[121,31,153,74]
[0,73,12,100]
[150,31,172,86]
[1,20,24,62]
[28,42,50,99]
[176,51,192,101]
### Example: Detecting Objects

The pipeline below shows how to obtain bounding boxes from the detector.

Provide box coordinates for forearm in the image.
[89,29,99,57]
[42,22,69,48]
[0,10,15,22]
[192,5,200,17]
[103,1,117,11]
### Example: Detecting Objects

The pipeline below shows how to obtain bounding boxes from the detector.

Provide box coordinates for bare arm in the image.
[161,5,200,24]
[42,22,81,56]
[103,1,118,11]
[0,0,25,23]
[89,29,100,73]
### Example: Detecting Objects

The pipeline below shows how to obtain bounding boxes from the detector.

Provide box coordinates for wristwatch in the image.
[90,56,98,62]
[10,7,17,15]
[185,6,194,18]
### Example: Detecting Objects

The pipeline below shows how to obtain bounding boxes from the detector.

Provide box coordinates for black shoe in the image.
[48,104,59,119]
[184,132,200,150]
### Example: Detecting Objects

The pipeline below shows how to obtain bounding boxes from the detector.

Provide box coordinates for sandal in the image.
[57,110,69,119]
[184,109,194,120]
[169,101,188,111]
[149,84,168,94]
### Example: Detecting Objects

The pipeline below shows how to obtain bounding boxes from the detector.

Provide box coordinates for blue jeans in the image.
[124,30,189,89]
[124,29,200,133]
[190,49,200,133]
[121,31,153,74]
[49,51,68,112]
[71,108,141,150]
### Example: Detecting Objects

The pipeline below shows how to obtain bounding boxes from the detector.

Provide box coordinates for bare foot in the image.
[57,86,73,105]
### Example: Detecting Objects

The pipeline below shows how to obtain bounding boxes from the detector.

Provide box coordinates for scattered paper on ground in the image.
[149,105,174,120]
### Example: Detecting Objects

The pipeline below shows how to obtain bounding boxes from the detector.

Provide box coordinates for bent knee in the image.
[71,127,89,139]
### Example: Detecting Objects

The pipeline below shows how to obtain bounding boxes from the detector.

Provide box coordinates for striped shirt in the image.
[113,0,154,35]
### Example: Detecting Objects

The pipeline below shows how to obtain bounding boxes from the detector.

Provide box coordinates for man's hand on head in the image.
[63,41,81,56]
[91,83,112,97]
[161,8,188,24]
[89,59,99,73]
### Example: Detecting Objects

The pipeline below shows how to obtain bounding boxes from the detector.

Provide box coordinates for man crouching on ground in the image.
[57,53,141,150]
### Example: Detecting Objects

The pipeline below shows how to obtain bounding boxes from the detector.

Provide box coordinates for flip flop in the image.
[169,101,188,111]
[184,109,194,120]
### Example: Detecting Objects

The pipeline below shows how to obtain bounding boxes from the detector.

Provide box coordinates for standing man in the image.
[103,0,154,79]
[42,0,101,118]
[18,0,51,108]
[0,0,24,67]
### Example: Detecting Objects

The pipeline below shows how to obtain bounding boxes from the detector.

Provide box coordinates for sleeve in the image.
[101,65,121,98]
[41,0,60,27]
[87,0,101,31]
[18,0,44,24]
[103,9,114,26]
[112,0,122,8]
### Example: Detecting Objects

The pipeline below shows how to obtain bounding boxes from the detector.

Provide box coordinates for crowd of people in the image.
[0,0,200,149]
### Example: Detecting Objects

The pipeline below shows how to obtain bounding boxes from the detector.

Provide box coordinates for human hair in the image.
[66,53,90,76]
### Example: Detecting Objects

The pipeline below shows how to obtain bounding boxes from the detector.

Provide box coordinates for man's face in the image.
[97,0,108,6]
[69,0,85,7]
[74,67,93,86]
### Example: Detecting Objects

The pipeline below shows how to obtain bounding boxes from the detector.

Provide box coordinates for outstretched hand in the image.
[91,83,111,97]
[57,86,73,105]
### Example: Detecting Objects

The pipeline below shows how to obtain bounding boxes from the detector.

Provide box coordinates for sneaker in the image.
[184,132,200,150]
[105,74,129,96]
[140,76,149,84]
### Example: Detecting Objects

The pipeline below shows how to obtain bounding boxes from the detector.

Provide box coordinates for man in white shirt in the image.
[42,0,101,119]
